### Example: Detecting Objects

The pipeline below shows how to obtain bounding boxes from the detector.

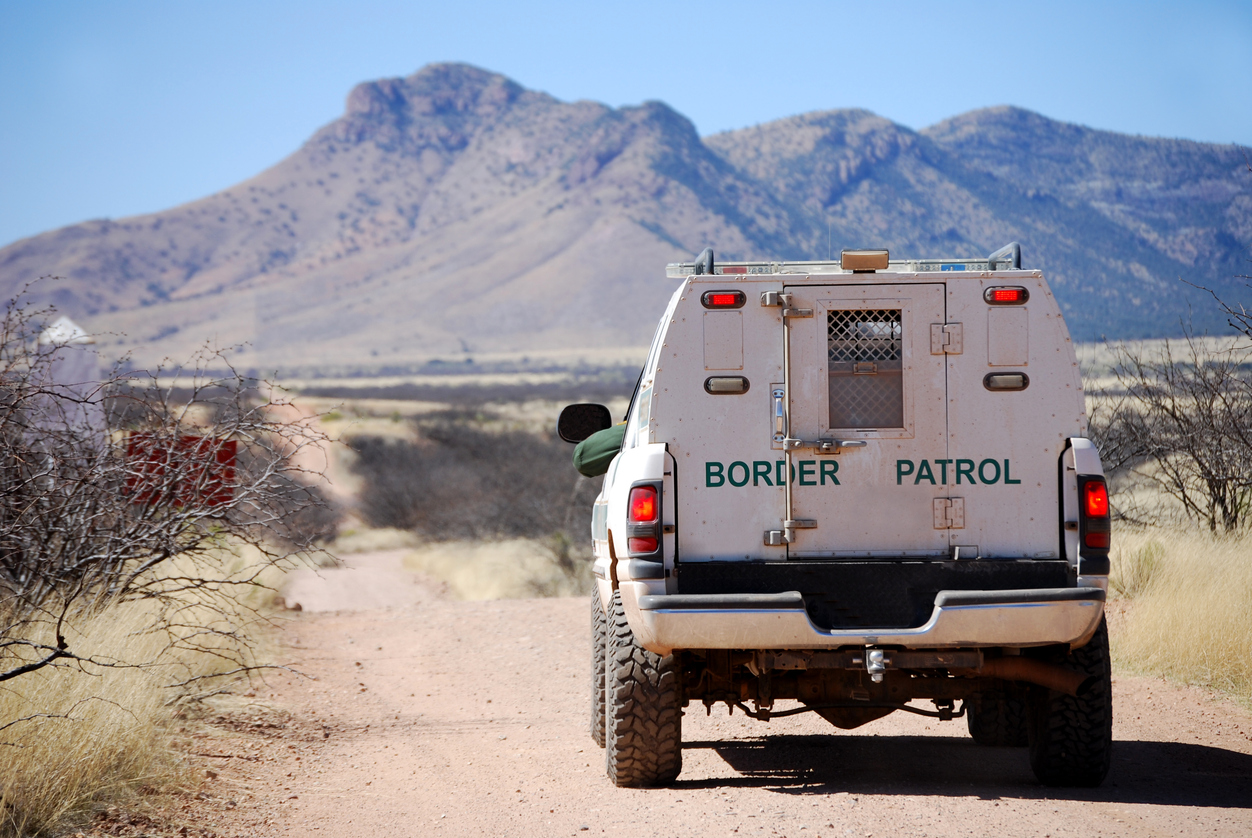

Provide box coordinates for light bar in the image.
[841,249,889,272]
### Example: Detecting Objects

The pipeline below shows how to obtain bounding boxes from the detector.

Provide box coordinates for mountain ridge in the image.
[1,63,1247,372]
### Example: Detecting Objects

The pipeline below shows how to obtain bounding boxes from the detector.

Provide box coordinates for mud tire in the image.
[590,585,607,748]
[966,687,1029,747]
[1027,617,1113,787]
[605,589,682,787]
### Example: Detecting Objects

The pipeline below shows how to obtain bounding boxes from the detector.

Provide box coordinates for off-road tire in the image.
[605,589,682,787]
[1027,617,1113,787]
[590,585,607,748]
[966,688,1029,746]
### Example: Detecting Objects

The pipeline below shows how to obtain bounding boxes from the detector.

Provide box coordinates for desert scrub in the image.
[1110,527,1252,703]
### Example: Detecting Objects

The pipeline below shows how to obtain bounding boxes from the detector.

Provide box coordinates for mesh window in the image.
[828,309,904,428]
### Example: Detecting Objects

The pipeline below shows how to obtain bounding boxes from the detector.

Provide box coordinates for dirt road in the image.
[181,552,1252,837]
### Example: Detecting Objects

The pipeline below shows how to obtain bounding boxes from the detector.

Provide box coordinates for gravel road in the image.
[183,552,1252,837]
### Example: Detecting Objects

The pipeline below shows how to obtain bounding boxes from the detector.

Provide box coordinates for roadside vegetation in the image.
[340,403,621,598]
[0,294,331,835]
[1108,529,1252,703]
[1092,263,1252,704]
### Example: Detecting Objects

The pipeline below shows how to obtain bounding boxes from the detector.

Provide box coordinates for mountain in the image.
[1,63,1248,372]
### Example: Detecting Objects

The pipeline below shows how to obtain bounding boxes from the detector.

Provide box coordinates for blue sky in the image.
[2,0,1250,248]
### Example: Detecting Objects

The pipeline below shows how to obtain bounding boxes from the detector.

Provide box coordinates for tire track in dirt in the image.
[180,555,1252,837]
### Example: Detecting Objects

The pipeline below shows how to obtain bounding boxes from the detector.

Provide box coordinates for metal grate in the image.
[828,309,904,428]
[828,309,902,362]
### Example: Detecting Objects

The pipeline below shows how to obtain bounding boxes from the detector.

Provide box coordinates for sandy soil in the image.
[170,552,1252,838]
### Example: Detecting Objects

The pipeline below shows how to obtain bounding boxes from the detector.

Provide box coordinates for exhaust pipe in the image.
[967,657,1095,697]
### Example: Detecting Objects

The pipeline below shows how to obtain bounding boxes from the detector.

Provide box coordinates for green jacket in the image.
[572,423,626,477]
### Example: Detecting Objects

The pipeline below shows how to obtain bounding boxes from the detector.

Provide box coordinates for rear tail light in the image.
[1078,476,1111,551]
[627,484,661,556]
[984,286,1030,304]
[629,486,658,522]
[701,290,746,308]
[1084,481,1109,518]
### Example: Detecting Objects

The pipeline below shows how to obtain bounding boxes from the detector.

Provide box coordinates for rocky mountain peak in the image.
[0,65,1246,371]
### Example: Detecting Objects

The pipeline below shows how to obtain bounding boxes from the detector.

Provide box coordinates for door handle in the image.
[782,438,868,453]
[773,388,786,438]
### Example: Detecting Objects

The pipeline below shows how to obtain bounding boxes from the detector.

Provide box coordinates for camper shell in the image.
[567,245,1113,790]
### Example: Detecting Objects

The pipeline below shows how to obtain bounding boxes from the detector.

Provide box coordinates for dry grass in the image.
[0,603,189,836]
[0,548,288,836]
[1110,526,1252,703]
[402,537,592,599]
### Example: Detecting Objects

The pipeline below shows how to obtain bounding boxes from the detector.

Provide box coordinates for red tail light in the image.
[1079,477,1111,550]
[1084,481,1109,518]
[628,536,659,553]
[629,486,658,522]
[984,286,1030,305]
[701,290,746,309]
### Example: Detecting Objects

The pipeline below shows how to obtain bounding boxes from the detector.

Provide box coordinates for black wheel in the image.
[605,589,682,787]
[1027,617,1113,787]
[590,585,607,748]
[966,687,1029,746]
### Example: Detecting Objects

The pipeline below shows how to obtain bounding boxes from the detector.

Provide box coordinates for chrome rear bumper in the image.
[622,585,1106,655]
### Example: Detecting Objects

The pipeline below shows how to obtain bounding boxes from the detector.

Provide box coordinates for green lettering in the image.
[821,460,840,485]
[896,459,915,485]
[799,460,817,486]
[1004,459,1021,484]
[978,458,1001,484]
[752,461,774,486]
[914,459,937,485]
[935,458,953,485]
[705,461,724,487]
[728,461,750,487]
[776,460,786,486]
[956,459,976,484]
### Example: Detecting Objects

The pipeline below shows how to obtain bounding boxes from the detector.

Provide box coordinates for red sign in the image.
[126,434,237,507]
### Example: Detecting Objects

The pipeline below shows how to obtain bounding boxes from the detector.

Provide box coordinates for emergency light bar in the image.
[667,242,1027,278]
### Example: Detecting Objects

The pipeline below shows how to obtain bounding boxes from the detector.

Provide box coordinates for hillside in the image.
[1,63,1248,372]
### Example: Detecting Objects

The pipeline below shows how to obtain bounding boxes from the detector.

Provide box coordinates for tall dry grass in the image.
[1110,526,1252,703]
[0,549,285,836]
[401,536,593,599]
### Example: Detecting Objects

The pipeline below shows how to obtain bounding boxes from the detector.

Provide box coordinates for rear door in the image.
[784,283,949,557]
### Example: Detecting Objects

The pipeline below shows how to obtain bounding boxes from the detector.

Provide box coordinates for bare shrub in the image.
[351,418,600,543]
[0,291,334,832]
[1088,330,1252,532]
[0,292,332,686]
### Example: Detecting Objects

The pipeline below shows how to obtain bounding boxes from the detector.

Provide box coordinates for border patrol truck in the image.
[558,244,1112,789]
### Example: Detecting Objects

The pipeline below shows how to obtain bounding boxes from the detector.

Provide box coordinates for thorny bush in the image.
[0,294,334,688]
[351,412,601,565]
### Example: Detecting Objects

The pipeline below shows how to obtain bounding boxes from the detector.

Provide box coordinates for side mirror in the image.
[557,403,612,443]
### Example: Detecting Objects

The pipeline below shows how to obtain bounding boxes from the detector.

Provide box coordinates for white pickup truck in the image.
[559,244,1112,789]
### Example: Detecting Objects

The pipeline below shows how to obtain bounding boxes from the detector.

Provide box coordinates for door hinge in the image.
[930,323,964,355]
[932,497,966,529]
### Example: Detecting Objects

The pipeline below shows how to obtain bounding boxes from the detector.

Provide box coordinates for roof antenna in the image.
[988,242,1022,270]
[692,248,715,276]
